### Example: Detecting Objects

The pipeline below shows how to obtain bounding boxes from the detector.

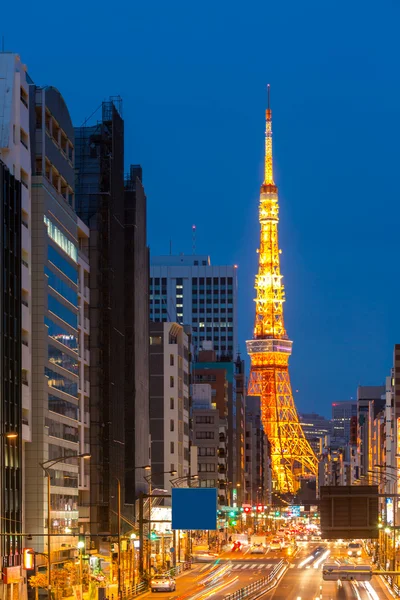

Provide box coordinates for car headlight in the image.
[348,551,352,556]
[357,551,362,556]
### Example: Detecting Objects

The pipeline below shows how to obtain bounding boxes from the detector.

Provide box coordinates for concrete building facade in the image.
[0,55,31,594]
[25,84,89,561]
[191,384,228,504]
[75,100,150,537]
[149,321,190,493]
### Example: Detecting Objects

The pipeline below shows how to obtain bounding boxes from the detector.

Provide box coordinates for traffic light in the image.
[244,507,251,513]
[150,531,157,540]
[257,505,263,512]
[229,511,235,517]
[275,511,280,517]
[230,520,237,526]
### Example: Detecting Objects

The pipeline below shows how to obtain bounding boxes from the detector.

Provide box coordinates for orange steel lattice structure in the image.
[247,87,317,493]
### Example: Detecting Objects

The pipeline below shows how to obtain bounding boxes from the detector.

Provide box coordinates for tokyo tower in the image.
[247,87,318,494]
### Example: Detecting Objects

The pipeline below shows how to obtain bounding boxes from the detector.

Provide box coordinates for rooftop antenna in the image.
[192,225,196,255]
[1,36,4,53]
[169,239,172,255]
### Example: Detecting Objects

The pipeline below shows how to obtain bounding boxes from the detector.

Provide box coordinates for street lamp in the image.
[115,465,151,598]
[39,453,90,600]
[77,540,85,585]
[1,431,18,439]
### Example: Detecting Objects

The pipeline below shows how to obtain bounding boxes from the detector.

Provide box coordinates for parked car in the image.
[150,575,176,592]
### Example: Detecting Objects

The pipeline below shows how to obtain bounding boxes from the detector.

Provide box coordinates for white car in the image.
[250,544,265,554]
[269,539,282,551]
[347,543,362,557]
[150,575,176,592]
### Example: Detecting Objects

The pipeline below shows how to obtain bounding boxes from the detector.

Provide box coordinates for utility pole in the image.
[116,477,121,598]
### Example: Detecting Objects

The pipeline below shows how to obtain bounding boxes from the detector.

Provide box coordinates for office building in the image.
[234,355,246,505]
[299,412,332,457]
[357,385,385,481]
[192,384,228,504]
[193,344,242,496]
[149,322,190,493]
[150,255,238,359]
[24,83,89,561]
[244,396,271,506]
[75,100,150,535]
[0,53,30,597]
[124,165,150,504]
[331,400,357,443]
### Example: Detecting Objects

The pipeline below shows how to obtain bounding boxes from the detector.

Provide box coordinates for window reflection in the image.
[45,367,78,398]
[48,346,79,376]
[45,267,78,305]
[48,295,78,328]
[48,245,78,283]
[45,317,78,351]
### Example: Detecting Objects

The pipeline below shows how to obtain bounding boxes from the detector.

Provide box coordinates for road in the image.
[139,541,397,600]
[262,541,394,600]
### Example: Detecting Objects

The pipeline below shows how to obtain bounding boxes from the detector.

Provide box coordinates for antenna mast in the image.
[192,225,196,255]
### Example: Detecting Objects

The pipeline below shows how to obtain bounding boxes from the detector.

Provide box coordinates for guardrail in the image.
[224,560,287,600]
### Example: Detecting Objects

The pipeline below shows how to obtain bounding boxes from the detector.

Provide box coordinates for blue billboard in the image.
[172,488,217,530]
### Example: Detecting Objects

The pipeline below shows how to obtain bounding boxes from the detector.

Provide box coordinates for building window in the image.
[196,431,214,439]
[170,376,174,388]
[170,397,174,410]
[170,442,175,454]
[199,447,215,456]
[150,336,162,345]
[195,416,214,424]
[170,420,174,432]
[170,354,174,366]
[198,463,215,472]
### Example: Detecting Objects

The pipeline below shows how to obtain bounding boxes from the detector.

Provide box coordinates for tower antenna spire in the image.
[263,84,274,187]
[247,94,317,494]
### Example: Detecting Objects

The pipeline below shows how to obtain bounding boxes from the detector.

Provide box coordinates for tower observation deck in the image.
[246,87,318,493]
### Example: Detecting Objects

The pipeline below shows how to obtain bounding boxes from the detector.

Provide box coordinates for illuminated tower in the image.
[246,87,317,493]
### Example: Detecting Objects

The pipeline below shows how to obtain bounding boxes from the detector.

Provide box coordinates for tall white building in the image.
[150,255,238,359]
[149,322,190,493]
[0,52,32,598]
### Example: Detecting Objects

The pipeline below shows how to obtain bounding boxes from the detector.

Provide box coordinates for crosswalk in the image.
[230,563,275,571]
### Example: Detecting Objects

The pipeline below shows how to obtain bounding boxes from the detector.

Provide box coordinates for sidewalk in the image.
[62,563,200,600]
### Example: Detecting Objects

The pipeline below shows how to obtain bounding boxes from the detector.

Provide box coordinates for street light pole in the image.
[115,476,121,599]
[39,452,90,600]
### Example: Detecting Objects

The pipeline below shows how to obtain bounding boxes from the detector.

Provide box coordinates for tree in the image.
[29,572,48,600]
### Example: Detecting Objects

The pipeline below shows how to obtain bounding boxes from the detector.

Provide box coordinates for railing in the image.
[224,560,287,600]
[113,562,192,599]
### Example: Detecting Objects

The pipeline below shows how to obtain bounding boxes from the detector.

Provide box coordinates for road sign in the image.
[320,485,379,539]
[172,488,217,530]
[322,564,372,582]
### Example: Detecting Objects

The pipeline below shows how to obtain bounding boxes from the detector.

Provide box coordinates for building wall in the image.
[124,166,150,500]
[26,85,83,558]
[149,322,190,494]
[0,160,22,583]
[331,401,357,443]
[75,100,126,535]
[0,56,31,592]
[150,256,238,359]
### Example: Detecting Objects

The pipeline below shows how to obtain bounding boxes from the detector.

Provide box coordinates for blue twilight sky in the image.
[3,0,400,417]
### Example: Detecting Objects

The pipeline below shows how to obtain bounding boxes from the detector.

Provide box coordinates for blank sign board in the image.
[172,488,217,530]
